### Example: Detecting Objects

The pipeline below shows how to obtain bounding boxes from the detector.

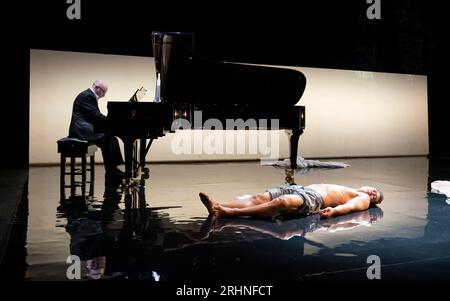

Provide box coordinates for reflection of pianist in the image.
[202,207,384,240]
[62,189,124,280]
[61,187,163,280]
[69,80,124,185]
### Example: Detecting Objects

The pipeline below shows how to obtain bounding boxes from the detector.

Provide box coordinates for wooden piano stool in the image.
[57,137,98,199]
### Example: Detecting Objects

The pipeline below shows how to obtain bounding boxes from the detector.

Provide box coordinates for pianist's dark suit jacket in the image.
[69,89,106,141]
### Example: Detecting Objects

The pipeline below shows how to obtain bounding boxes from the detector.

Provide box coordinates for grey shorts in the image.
[266,185,324,216]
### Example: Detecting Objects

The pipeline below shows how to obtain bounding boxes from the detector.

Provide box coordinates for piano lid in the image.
[152,32,306,106]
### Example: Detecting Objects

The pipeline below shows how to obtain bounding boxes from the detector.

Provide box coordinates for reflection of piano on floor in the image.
[107,32,307,180]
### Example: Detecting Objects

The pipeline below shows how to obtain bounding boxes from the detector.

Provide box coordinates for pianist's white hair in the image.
[92,80,107,88]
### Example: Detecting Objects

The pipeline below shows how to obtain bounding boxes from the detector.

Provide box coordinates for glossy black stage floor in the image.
[7,157,450,281]
[0,169,28,279]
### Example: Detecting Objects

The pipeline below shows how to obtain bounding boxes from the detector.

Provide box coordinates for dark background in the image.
[2,0,448,169]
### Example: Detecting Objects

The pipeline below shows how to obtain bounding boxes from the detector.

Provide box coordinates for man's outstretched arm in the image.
[320,194,370,218]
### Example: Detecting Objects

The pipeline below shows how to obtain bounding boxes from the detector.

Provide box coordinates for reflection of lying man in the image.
[203,207,384,240]
[199,184,383,219]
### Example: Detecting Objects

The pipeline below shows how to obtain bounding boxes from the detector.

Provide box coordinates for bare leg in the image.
[199,193,304,218]
[220,193,272,208]
[221,195,304,218]
[199,192,271,214]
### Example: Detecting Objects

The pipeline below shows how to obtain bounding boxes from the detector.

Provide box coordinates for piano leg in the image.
[124,190,133,211]
[138,186,146,209]
[123,138,136,179]
[140,138,146,172]
[289,129,302,169]
[140,139,153,183]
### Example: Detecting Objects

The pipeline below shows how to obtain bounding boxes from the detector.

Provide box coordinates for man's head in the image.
[92,80,108,98]
[357,186,383,205]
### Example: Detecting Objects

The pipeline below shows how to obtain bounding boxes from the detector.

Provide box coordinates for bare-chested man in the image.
[199,184,383,219]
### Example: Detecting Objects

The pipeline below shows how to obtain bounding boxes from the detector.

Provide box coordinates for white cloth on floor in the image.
[262,157,350,169]
[431,180,450,205]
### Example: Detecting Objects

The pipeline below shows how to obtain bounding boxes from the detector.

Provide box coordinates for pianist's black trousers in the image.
[93,134,124,178]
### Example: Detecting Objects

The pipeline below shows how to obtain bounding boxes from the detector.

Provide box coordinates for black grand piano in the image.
[107,32,306,182]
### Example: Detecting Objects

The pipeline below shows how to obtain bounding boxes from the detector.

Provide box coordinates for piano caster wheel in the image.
[143,168,149,173]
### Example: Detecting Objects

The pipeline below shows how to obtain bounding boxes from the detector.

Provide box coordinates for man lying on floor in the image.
[199,184,383,219]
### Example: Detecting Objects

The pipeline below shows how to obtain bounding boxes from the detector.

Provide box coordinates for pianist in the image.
[69,80,124,185]
[199,184,383,219]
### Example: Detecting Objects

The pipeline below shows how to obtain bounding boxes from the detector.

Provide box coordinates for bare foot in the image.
[199,192,220,216]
